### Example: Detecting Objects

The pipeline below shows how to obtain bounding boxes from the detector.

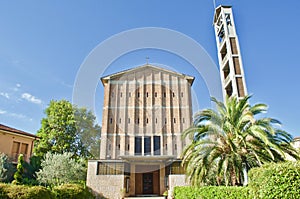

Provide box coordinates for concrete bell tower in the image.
[213,5,248,100]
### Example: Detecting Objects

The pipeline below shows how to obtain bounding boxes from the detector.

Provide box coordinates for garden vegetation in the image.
[174,161,300,198]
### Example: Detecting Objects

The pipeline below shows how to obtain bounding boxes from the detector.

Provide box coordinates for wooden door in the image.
[135,173,142,195]
[143,173,153,194]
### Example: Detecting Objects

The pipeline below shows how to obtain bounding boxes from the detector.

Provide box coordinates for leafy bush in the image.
[248,161,300,199]
[0,153,14,183]
[0,183,8,199]
[0,183,53,199]
[52,183,94,199]
[23,156,41,182]
[22,178,39,186]
[25,186,53,199]
[37,152,86,186]
[0,183,94,199]
[12,154,25,185]
[173,186,251,199]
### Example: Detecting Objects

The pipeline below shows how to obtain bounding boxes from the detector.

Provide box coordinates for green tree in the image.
[34,100,101,159]
[74,107,101,159]
[35,100,77,157]
[37,152,86,186]
[12,154,25,185]
[182,96,298,186]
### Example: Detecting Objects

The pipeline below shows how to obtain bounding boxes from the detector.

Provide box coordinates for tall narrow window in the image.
[155,118,158,123]
[21,143,28,156]
[110,118,113,124]
[181,92,183,97]
[172,92,175,97]
[146,92,149,97]
[112,92,114,97]
[134,137,142,155]
[174,118,176,123]
[165,118,167,124]
[137,118,140,124]
[128,118,130,124]
[138,92,140,98]
[129,92,131,97]
[164,92,166,97]
[119,118,122,123]
[146,118,149,124]
[144,136,151,155]
[154,136,161,155]
[120,92,122,97]
[155,92,157,97]
[12,141,20,161]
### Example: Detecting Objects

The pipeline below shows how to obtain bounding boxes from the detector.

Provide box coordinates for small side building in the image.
[0,124,39,163]
[293,137,300,149]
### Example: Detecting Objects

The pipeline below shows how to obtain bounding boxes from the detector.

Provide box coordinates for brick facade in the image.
[87,65,193,198]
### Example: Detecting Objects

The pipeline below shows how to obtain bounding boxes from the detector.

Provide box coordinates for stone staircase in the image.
[124,195,165,199]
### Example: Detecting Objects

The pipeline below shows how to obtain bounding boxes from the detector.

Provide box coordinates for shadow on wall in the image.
[89,188,109,199]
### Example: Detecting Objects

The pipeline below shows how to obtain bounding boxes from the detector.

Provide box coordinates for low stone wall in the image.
[87,161,125,199]
[168,174,189,199]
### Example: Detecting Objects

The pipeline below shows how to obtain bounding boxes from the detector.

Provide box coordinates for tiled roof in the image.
[0,124,39,139]
[294,136,300,141]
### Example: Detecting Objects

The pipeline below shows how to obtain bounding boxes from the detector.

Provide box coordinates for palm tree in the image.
[181,95,298,186]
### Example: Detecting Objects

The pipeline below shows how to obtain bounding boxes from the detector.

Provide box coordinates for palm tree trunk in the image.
[242,163,248,186]
[230,168,237,186]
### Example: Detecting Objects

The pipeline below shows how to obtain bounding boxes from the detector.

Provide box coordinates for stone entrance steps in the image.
[124,197,165,199]
[124,195,165,199]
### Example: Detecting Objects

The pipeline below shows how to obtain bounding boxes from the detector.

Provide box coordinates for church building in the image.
[87,5,247,199]
[87,65,194,198]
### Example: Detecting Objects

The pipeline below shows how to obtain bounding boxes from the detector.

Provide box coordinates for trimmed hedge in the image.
[0,183,52,199]
[0,183,95,199]
[174,161,300,199]
[173,186,251,199]
[248,161,300,199]
[53,183,94,199]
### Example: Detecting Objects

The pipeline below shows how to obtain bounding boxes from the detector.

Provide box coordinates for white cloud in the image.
[21,93,42,104]
[13,83,21,92]
[0,92,10,99]
[61,81,73,88]
[0,109,7,114]
[0,110,33,121]
[10,113,26,119]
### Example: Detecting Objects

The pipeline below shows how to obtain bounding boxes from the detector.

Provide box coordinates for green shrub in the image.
[0,183,9,199]
[12,154,25,185]
[0,183,53,199]
[25,186,53,199]
[53,183,94,199]
[173,186,251,199]
[0,183,93,199]
[248,161,300,199]
[37,152,86,186]
[0,153,12,183]
[0,153,15,183]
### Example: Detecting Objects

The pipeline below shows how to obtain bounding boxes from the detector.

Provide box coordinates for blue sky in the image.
[0,1,299,137]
